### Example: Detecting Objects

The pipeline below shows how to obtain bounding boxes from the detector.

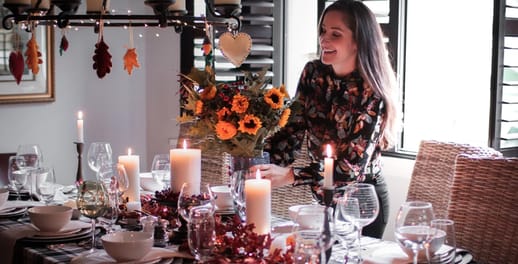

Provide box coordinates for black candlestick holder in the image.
[322,186,335,263]
[74,142,84,187]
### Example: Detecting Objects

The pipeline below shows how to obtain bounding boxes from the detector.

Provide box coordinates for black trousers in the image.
[361,175,390,239]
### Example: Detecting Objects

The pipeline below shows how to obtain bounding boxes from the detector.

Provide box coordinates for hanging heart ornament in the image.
[218,32,252,67]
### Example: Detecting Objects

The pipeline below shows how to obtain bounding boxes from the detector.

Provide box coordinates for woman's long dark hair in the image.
[319,0,399,150]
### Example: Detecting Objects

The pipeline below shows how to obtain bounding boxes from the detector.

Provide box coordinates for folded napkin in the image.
[70,247,194,264]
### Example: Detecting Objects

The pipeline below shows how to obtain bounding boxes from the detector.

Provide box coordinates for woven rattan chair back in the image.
[448,154,518,263]
[271,132,315,220]
[406,140,501,218]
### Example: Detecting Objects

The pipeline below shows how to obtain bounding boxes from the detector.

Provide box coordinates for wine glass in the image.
[394,201,435,264]
[333,196,360,262]
[34,167,56,205]
[291,206,334,263]
[343,183,379,262]
[7,156,27,200]
[187,205,216,263]
[178,183,215,223]
[98,163,127,232]
[16,144,43,169]
[429,219,456,263]
[87,142,112,174]
[151,154,170,186]
[76,180,109,251]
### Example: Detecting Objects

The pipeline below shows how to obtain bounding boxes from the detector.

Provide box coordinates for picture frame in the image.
[0,24,54,104]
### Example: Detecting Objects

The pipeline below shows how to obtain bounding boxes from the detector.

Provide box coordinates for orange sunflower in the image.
[278,108,291,128]
[238,114,262,135]
[215,121,237,140]
[195,100,204,115]
[231,93,249,113]
[264,88,284,109]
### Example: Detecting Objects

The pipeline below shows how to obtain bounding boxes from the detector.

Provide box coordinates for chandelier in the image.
[1,0,242,32]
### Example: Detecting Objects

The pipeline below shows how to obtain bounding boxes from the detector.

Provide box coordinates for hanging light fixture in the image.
[1,0,242,31]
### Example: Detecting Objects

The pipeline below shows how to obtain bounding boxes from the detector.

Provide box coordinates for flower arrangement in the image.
[178,66,292,157]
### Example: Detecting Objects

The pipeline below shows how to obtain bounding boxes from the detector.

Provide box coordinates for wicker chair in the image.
[406,140,501,218]
[447,154,518,264]
[271,132,315,220]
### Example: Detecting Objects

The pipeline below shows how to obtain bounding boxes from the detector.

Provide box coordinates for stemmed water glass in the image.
[333,196,360,262]
[151,154,170,187]
[87,142,112,174]
[7,156,27,200]
[98,163,128,232]
[34,167,57,205]
[76,180,109,252]
[16,144,43,200]
[343,183,379,262]
[178,183,215,224]
[291,206,334,263]
[394,201,435,264]
[187,205,216,263]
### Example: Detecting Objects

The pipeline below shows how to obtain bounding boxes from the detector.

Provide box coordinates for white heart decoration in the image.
[218,32,252,67]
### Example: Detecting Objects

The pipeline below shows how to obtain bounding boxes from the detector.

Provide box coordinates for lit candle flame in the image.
[183,139,187,149]
[127,148,132,156]
[326,144,332,158]
[256,169,261,180]
[77,111,83,120]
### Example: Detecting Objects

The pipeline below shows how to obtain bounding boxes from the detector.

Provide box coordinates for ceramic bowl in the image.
[211,185,233,210]
[0,188,9,207]
[28,205,73,232]
[102,231,154,262]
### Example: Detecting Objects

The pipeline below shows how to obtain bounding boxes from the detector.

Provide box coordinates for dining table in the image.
[0,198,477,264]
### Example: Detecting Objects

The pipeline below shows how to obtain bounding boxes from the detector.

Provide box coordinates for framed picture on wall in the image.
[0,5,54,104]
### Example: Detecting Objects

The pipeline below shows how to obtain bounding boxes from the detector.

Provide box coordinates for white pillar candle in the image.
[324,144,333,188]
[126,201,142,212]
[76,111,84,143]
[118,148,140,202]
[86,0,110,13]
[170,140,201,194]
[214,0,240,5]
[168,0,185,12]
[31,0,50,9]
[245,170,271,235]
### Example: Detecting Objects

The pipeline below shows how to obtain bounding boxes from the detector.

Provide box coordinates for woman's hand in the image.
[250,164,294,188]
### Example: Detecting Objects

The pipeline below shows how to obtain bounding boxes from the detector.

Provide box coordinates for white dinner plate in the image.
[24,227,92,242]
[72,250,163,264]
[0,207,26,217]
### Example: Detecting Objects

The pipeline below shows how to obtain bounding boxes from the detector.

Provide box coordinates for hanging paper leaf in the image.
[202,35,212,56]
[25,33,43,75]
[123,48,140,75]
[60,35,69,56]
[9,51,24,84]
[92,36,112,79]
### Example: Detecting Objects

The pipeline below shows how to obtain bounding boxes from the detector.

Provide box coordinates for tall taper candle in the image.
[77,111,84,143]
[324,144,334,188]
[170,140,201,194]
[118,148,140,202]
[245,170,271,235]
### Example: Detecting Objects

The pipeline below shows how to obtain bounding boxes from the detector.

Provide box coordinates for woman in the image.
[255,0,398,239]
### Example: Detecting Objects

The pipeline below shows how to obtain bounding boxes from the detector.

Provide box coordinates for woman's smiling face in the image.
[319,10,357,76]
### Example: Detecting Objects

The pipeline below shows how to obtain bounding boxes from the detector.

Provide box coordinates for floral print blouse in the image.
[264,60,385,201]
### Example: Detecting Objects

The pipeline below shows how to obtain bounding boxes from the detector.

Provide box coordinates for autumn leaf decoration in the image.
[123,25,140,75]
[59,30,69,56]
[9,28,24,84]
[92,22,112,79]
[9,51,24,85]
[25,31,43,75]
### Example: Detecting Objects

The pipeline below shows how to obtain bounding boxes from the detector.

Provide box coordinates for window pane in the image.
[401,0,493,152]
